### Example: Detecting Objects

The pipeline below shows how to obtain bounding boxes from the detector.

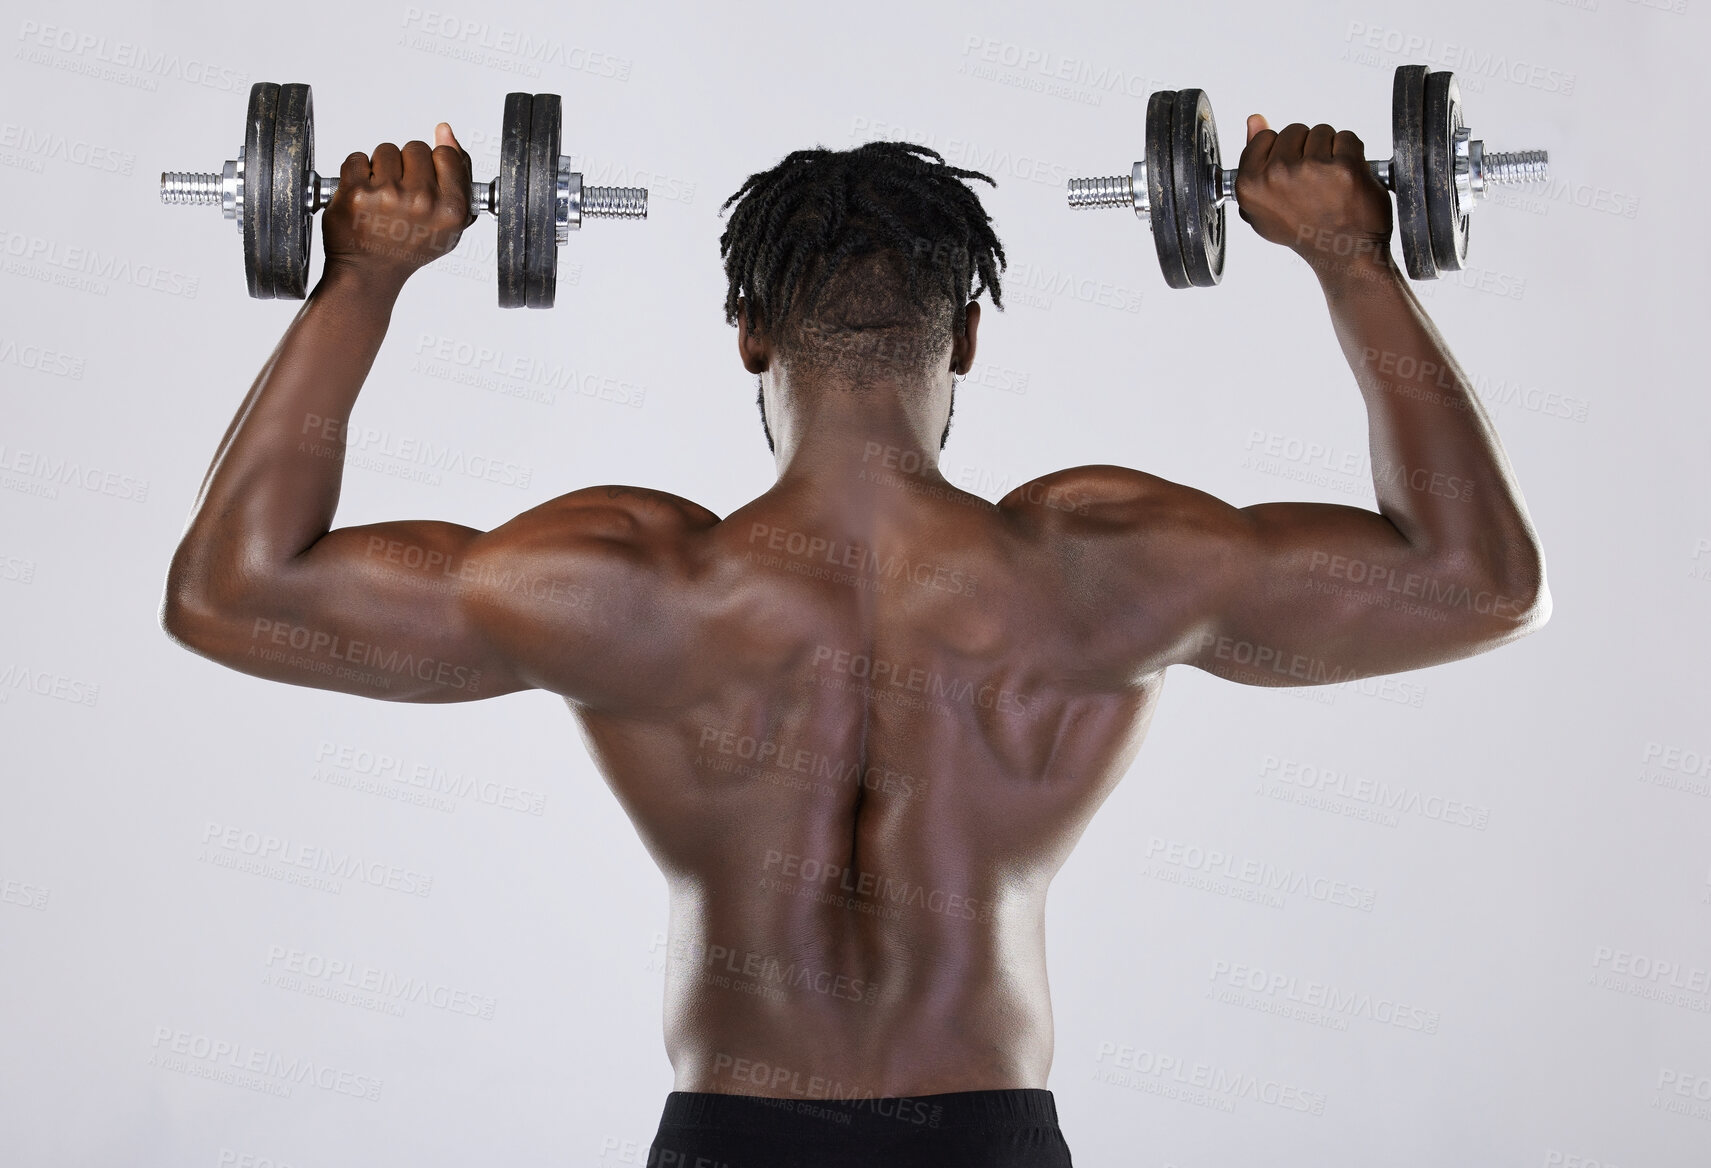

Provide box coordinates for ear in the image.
[736,299,771,375]
[950,301,981,375]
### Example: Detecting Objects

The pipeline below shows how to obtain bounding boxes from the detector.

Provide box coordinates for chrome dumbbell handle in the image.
[1068,140,1549,217]
[1064,159,1386,216]
[1207,159,1391,202]
[161,153,646,240]
[305,174,497,219]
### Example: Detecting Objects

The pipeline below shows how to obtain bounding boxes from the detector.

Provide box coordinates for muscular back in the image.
[474,470,1174,1096]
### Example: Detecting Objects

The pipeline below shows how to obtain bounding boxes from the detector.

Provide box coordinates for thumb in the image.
[1246,114,1269,141]
[435,121,460,150]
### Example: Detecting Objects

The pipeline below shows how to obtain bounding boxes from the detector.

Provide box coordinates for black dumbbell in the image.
[161,82,647,307]
[1067,65,1550,287]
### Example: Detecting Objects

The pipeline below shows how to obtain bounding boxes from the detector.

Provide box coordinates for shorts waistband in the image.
[657,1088,1060,1137]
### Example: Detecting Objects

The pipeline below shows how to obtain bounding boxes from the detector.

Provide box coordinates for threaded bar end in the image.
[1483,150,1549,184]
[1067,175,1135,208]
[583,186,648,218]
[160,171,224,205]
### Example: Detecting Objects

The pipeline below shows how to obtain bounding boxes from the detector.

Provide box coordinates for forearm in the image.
[170,265,404,607]
[1317,255,1543,594]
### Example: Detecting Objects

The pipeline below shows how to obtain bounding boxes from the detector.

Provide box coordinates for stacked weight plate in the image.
[192,83,609,307]
[241,81,317,299]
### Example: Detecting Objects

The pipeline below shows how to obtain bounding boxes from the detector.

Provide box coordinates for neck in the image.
[768,367,953,501]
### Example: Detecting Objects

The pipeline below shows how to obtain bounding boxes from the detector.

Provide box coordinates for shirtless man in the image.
[161,112,1549,1165]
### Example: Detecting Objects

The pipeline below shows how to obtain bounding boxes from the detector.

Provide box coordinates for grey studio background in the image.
[1,0,1707,1165]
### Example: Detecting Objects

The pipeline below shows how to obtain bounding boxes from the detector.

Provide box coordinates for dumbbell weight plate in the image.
[1390,64,1436,280]
[1171,88,1225,288]
[524,92,561,309]
[1144,90,1190,290]
[1423,70,1469,273]
[271,83,315,298]
[242,82,279,299]
[496,92,532,308]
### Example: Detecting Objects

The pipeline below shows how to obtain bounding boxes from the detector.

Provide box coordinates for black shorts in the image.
[645,1088,1073,1167]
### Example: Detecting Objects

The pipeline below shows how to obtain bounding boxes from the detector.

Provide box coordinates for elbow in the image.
[1476,538,1552,640]
[159,544,256,651]
[1427,536,1550,644]
[159,578,226,651]
[1501,536,1551,633]
[1504,573,1551,637]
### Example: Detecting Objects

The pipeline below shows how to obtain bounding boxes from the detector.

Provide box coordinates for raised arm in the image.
[1019,116,1547,688]
[159,124,708,706]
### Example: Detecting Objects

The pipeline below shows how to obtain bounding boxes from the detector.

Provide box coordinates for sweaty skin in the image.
[162,118,1548,1098]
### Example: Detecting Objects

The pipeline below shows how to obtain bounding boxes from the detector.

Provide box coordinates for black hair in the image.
[719,141,1006,375]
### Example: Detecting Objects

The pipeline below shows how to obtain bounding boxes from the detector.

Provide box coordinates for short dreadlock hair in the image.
[719,141,1006,379]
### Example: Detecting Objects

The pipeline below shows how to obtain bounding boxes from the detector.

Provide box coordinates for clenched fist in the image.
[322,122,474,287]
[1234,116,1392,275]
